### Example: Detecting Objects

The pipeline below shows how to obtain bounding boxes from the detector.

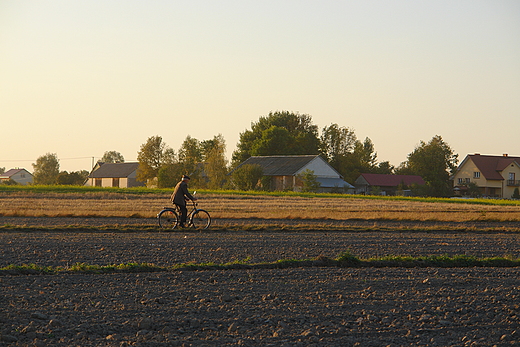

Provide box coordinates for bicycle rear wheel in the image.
[190,209,211,230]
[158,209,179,230]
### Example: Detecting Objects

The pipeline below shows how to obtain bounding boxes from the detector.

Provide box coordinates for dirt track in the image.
[1,217,520,346]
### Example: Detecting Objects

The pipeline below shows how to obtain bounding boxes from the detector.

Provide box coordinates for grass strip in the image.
[2,253,520,276]
[2,224,520,233]
[2,185,520,206]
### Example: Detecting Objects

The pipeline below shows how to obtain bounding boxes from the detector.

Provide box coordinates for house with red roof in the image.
[451,154,520,198]
[354,173,425,196]
[0,168,33,185]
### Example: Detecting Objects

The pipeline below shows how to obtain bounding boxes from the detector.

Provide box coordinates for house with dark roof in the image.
[85,162,145,188]
[233,155,354,192]
[0,168,33,185]
[451,154,520,198]
[355,173,425,196]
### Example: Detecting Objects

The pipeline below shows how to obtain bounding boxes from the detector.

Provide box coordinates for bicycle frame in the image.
[157,199,211,230]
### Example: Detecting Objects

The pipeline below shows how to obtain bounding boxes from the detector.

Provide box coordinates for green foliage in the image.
[177,135,202,179]
[232,111,321,165]
[56,170,89,185]
[513,187,520,199]
[397,135,458,197]
[320,123,386,183]
[260,176,272,191]
[201,134,228,189]
[101,151,125,163]
[464,182,482,198]
[370,186,382,195]
[297,169,321,192]
[231,164,263,190]
[32,153,60,185]
[0,178,19,185]
[250,126,291,156]
[137,136,174,185]
[320,123,357,164]
[335,250,362,266]
[373,161,394,174]
[4,254,520,275]
[157,164,181,188]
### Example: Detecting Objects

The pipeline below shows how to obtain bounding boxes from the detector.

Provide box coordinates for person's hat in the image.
[182,175,190,180]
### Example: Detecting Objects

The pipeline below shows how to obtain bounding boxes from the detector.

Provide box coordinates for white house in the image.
[233,155,354,192]
[85,162,145,188]
[0,168,33,185]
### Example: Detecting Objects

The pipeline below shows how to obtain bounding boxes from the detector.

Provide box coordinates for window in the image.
[95,178,102,187]
[112,178,120,187]
[473,172,480,179]
[465,178,470,184]
[509,172,515,181]
[458,178,463,184]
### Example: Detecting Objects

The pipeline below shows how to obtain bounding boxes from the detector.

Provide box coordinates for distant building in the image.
[85,162,145,188]
[451,153,520,198]
[355,173,425,196]
[0,168,33,185]
[232,155,354,193]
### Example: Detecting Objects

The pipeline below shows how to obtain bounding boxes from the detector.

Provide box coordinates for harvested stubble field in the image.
[1,190,520,346]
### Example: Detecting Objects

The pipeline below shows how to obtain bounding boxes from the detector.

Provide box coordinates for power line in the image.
[1,157,100,162]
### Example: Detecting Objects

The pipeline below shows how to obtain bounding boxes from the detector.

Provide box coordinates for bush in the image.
[231,164,263,191]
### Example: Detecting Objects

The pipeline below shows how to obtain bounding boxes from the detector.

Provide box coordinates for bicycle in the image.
[157,198,211,230]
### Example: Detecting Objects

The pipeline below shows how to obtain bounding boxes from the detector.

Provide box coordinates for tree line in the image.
[14,111,458,197]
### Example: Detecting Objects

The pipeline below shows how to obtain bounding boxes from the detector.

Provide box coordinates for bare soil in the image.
[1,216,520,346]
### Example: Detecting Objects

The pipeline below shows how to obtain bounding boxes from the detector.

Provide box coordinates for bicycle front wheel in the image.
[158,209,179,230]
[190,209,211,230]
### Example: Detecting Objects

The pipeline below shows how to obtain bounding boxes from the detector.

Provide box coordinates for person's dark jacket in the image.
[171,180,194,206]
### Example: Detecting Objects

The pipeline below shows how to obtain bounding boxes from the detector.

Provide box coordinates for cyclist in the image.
[170,175,197,228]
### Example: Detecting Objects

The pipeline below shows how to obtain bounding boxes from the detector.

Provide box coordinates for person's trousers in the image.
[178,204,188,225]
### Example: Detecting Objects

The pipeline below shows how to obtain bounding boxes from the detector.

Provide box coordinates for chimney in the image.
[474,153,480,156]
[503,154,508,157]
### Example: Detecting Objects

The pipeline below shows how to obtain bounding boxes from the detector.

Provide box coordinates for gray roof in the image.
[316,177,354,189]
[236,155,320,176]
[88,162,139,178]
[0,168,32,178]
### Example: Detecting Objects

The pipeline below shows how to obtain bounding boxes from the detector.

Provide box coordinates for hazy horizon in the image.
[2,1,519,173]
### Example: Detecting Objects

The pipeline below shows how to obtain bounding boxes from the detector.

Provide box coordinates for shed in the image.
[85,162,145,188]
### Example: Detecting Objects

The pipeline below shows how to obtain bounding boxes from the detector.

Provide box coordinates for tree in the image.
[320,123,357,168]
[513,187,520,199]
[56,170,89,185]
[232,111,321,166]
[355,137,378,172]
[137,136,172,184]
[250,126,291,156]
[320,124,389,182]
[0,167,5,175]
[177,135,202,185]
[373,161,394,174]
[465,182,482,198]
[101,151,125,163]
[399,135,458,197]
[231,164,263,190]
[157,164,181,188]
[32,153,60,185]
[297,169,321,192]
[201,134,228,189]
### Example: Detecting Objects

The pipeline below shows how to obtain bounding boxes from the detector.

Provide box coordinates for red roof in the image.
[358,173,425,187]
[466,154,520,180]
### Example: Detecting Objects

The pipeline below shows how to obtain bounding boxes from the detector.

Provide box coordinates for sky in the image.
[1,0,519,174]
